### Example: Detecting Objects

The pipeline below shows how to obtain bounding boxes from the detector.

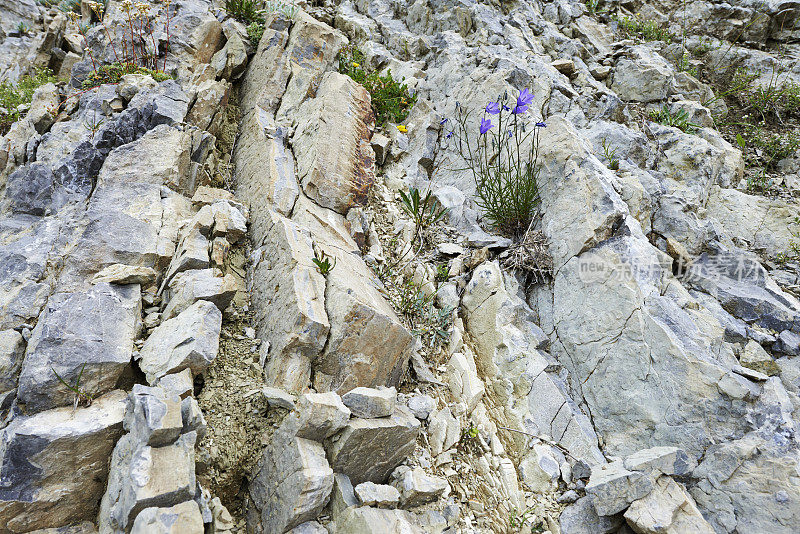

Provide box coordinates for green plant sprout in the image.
[648,105,700,133]
[52,363,94,410]
[601,138,619,170]
[312,249,336,276]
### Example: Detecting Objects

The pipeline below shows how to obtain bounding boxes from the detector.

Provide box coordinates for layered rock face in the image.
[1,0,800,533]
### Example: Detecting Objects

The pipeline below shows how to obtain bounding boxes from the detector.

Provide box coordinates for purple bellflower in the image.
[513,88,534,114]
[479,117,493,134]
[485,102,501,115]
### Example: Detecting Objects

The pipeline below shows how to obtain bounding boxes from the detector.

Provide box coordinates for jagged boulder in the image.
[17,283,141,413]
[0,391,127,533]
[293,72,375,214]
[248,431,334,534]
[138,300,222,384]
[98,432,198,533]
[326,406,420,484]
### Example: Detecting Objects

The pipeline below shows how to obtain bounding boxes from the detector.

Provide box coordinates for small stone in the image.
[156,369,194,399]
[740,339,781,376]
[283,391,351,440]
[559,496,622,534]
[92,264,159,286]
[551,59,576,75]
[326,407,420,484]
[191,186,235,207]
[559,490,579,504]
[182,396,207,438]
[585,461,655,516]
[437,243,465,256]
[210,237,230,268]
[371,133,391,165]
[138,300,222,384]
[125,385,184,447]
[130,500,204,534]
[210,201,248,243]
[773,330,800,356]
[590,65,612,80]
[406,394,436,420]
[354,481,400,508]
[342,386,396,418]
[331,473,359,516]
[392,467,448,507]
[624,475,714,534]
[262,386,296,410]
[623,446,696,477]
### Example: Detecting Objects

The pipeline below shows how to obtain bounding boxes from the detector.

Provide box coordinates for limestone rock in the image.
[611,45,674,102]
[156,369,194,400]
[262,386,296,410]
[405,394,436,420]
[428,407,460,456]
[0,391,127,533]
[293,72,375,214]
[138,300,222,384]
[559,496,623,534]
[249,212,329,392]
[462,260,603,465]
[326,407,420,484]
[130,501,204,534]
[99,432,197,533]
[585,462,655,516]
[392,468,448,508]
[446,351,484,414]
[624,475,714,534]
[17,283,141,413]
[209,201,248,243]
[125,385,185,447]
[331,473,359,516]
[187,79,230,132]
[162,268,238,321]
[293,200,414,394]
[740,339,781,376]
[91,264,159,286]
[181,397,207,438]
[191,186,235,207]
[248,432,334,534]
[0,329,25,394]
[342,386,397,418]
[354,482,400,508]
[331,507,426,534]
[288,521,328,534]
[282,391,352,441]
[211,31,248,80]
[623,447,696,477]
[165,227,210,283]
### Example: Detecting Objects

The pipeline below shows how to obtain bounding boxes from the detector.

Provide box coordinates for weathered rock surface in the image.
[342,386,396,418]
[17,283,141,413]
[326,407,421,484]
[130,500,204,534]
[99,432,198,533]
[624,475,714,534]
[248,431,334,534]
[138,300,222,384]
[0,391,127,533]
[293,72,375,214]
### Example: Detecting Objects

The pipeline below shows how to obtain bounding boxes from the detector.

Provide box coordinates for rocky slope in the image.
[0,0,799,533]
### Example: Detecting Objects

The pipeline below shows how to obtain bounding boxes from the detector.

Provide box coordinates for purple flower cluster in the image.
[478,88,541,135]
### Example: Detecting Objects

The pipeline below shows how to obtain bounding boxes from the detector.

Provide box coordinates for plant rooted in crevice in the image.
[445,89,546,239]
[52,363,94,410]
[337,45,417,126]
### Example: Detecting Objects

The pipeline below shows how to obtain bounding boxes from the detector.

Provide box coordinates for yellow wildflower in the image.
[397,125,408,133]
[352,62,360,68]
